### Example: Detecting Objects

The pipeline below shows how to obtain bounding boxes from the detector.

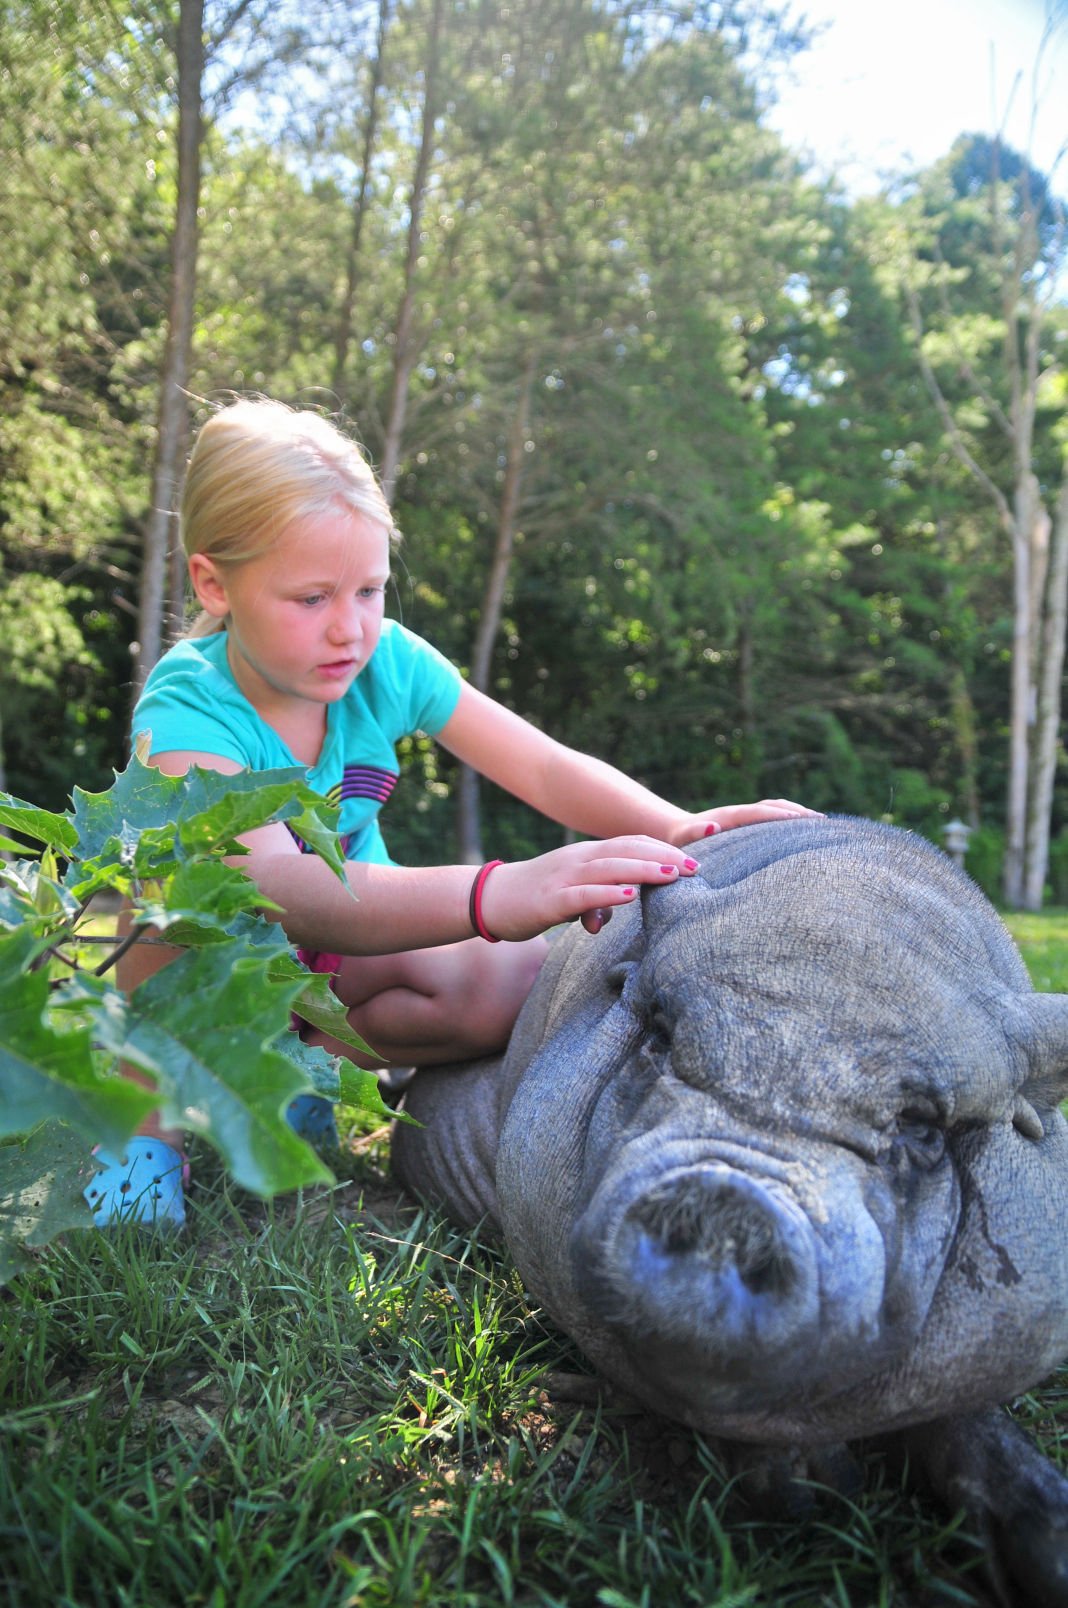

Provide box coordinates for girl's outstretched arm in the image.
[146,749,697,952]
[250,833,697,951]
[436,683,820,846]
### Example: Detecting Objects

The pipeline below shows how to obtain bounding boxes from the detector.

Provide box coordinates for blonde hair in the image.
[180,398,398,637]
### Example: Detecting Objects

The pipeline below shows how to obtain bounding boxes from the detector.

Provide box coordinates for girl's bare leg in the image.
[299,936,549,1068]
[115,906,186,1148]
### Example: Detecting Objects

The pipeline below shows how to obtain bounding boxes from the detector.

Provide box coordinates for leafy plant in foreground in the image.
[0,751,390,1283]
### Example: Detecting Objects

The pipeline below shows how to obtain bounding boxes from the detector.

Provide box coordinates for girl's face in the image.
[189,508,391,723]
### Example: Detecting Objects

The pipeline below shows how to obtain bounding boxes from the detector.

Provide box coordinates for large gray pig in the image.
[392,816,1068,1604]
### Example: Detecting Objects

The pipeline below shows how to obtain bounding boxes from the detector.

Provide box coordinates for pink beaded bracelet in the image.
[469,859,504,942]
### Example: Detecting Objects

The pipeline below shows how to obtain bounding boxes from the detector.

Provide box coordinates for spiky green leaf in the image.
[135,860,281,946]
[68,761,184,863]
[122,936,335,1195]
[0,1122,96,1285]
[271,951,375,1057]
[0,927,155,1147]
[0,795,78,856]
[68,758,348,883]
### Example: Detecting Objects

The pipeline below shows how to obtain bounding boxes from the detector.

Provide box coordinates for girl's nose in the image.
[327,599,361,644]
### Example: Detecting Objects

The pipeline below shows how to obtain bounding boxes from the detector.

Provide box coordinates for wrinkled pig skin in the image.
[392,817,1068,1604]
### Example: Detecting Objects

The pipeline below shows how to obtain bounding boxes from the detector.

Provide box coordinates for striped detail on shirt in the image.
[328,765,398,807]
[287,765,399,854]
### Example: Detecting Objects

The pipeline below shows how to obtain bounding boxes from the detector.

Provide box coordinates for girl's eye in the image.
[299,594,325,607]
[359,584,385,599]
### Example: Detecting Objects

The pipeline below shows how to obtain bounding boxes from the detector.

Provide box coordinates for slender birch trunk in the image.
[378,0,443,503]
[1004,515,1033,905]
[131,0,204,703]
[332,0,391,401]
[1023,475,1068,909]
[905,127,1063,909]
[455,349,538,863]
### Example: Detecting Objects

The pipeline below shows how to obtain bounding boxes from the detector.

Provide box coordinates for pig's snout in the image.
[575,1166,821,1379]
[631,1171,797,1296]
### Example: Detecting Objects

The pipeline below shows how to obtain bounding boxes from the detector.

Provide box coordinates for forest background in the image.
[3,0,1067,908]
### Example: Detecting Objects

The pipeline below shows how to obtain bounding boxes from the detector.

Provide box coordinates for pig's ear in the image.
[1020,993,1068,1101]
[602,917,647,994]
[605,955,640,1003]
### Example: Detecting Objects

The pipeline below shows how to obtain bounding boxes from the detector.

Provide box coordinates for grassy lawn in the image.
[3,911,1067,1607]
[1003,906,1068,992]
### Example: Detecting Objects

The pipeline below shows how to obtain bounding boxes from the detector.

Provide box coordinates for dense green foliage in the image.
[0,757,391,1282]
[1,0,1064,873]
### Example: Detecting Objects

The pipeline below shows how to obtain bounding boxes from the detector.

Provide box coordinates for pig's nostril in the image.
[630,1172,796,1297]
[737,1244,792,1297]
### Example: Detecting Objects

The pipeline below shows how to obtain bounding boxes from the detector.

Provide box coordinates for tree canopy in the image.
[2,0,1066,904]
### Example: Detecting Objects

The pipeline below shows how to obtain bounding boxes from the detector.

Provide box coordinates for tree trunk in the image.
[1004,472,1055,906]
[378,0,443,504]
[131,0,204,703]
[948,667,982,829]
[331,0,391,401]
[1004,517,1034,907]
[737,611,758,792]
[1023,474,1068,910]
[455,348,538,864]
[167,510,188,638]
[905,152,1060,910]
[936,520,982,828]
[998,144,1045,906]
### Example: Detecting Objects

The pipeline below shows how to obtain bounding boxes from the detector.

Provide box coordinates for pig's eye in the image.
[892,1106,946,1169]
[637,996,673,1055]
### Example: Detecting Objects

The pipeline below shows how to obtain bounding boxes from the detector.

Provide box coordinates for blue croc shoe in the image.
[286,1094,339,1148]
[85,1137,187,1230]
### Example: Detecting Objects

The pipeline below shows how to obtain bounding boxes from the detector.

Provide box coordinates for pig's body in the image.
[393,818,1068,1602]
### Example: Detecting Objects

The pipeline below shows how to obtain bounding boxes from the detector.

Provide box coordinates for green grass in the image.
[4,912,1068,1607]
[1003,906,1068,992]
[0,1142,1002,1608]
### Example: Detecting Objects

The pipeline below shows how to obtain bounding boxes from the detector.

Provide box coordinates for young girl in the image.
[86,397,817,1228]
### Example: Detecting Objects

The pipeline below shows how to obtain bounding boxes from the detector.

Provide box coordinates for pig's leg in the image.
[895,1407,1068,1608]
[390,1057,509,1233]
[725,1439,863,1519]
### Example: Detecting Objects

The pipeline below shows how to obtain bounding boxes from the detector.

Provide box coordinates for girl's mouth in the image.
[317,659,357,680]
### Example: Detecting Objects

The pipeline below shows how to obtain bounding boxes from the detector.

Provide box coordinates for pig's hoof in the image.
[726,1439,862,1521]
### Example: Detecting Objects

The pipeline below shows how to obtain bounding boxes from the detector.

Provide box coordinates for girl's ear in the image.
[188,553,230,617]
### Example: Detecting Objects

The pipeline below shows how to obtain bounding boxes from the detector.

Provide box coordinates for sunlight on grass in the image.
[1003,907,1068,993]
[7,907,1068,1605]
[0,1138,1010,1608]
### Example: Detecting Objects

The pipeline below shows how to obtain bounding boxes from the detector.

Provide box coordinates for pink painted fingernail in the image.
[622,887,635,898]
[684,857,698,870]
[704,823,721,836]
[659,865,677,876]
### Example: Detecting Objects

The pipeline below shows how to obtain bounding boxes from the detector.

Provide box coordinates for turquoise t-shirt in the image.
[132,619,463,865]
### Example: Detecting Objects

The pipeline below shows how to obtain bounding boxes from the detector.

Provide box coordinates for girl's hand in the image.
[477,836,700,942]
[666,798,823,848]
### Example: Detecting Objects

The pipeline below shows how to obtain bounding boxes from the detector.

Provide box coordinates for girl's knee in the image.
[476,934,546,1004]
[311,934,549,1067]
[463,936,547,1042]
